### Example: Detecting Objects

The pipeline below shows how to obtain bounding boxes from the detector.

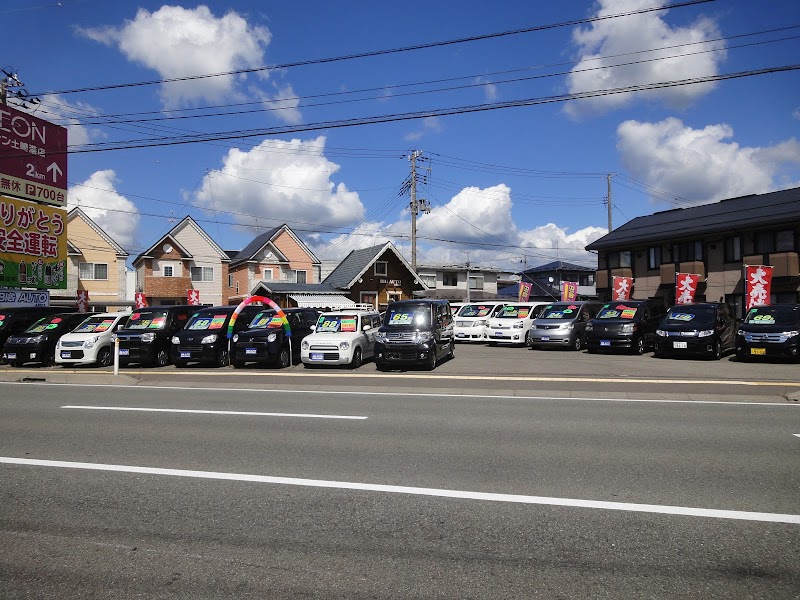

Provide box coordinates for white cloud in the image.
[256,83,303,125]
[194,136,365,230]
[565,0,725,118]
[68,170,140,248]
[15,95,103,147]
[77,5,271,108]
[617,117,800,203]
[311,221,406,261]
[474,76,499,101]
[404,117,443,142]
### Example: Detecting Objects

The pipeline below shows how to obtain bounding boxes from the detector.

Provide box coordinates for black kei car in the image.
[231,307,320,368]
[585,298,667,355]
[115,305,196,367]
[2,312,88,367]
[171,305,263,368]
[653,302,736,360]
[0,306,65,364]
[735,303,800,362]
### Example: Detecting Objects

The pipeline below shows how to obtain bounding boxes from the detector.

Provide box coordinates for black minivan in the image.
[231,307,320,368]
[171,305,262,367]
[374,299,454,371]
[0,306,65,364]
[2,312,88,367]
[585,298,667,355]
[115,305,196,367]
[654,302,736,360]
[735,303,800,362]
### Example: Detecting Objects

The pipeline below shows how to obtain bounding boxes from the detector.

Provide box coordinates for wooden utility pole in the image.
[606,173,613,231]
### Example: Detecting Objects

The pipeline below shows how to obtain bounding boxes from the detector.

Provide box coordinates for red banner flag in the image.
[611,276,633,301]
[134,292,147,309]
[561,281,578,302]
[187,289,200,306]
[518,281,532,302]
[745,265,773,310]
[76,289,89,313]
[675,273,699,304]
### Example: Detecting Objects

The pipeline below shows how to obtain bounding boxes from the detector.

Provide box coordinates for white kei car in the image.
[486,302,547,346]
[55,312,130,367]
[301,310,382,368]
[453,302,506,342]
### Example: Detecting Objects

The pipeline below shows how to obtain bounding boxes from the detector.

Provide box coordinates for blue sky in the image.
[4,0,799,272]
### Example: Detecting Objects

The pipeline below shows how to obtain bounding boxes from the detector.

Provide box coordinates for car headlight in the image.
[513,321,524,329]
[782,330,799,337]
[736,329,744,336]
[141,332,155,343]
[267,332,277,342]
[232,334,239,343]
[110,334,117,342]
[621,323,635,333]
[339,340,350,350]
[171,336,180,344]
[530,324,537,330]
[417,331,432,342]
[656,329,667,337]
[698,330,714,337]
[201,334,218,344]
[559,323,574,331]
[84,335,100,348]
[32,335,46,344]
[301,340,310,350]
[375,331,387,343]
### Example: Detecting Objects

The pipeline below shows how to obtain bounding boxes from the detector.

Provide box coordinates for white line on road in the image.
[2,456,798,525]
[61,406,367,420]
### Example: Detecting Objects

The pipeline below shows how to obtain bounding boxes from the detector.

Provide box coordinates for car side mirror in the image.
[310,325,316,331]
[363,324,371,331]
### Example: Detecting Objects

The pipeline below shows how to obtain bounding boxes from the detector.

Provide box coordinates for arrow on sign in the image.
[47,162,63,183]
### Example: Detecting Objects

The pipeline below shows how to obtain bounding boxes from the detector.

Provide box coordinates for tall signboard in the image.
[0,104,68,290]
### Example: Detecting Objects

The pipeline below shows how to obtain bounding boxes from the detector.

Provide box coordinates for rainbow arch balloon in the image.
[227,296,291,339]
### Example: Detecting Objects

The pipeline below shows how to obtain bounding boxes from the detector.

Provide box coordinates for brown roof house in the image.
[132,216,230,306]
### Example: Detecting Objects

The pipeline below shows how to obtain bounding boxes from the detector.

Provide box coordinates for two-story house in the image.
[415,264,500,300]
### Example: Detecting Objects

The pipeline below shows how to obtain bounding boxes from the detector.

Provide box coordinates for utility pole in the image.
[606,173,614,232]
[465,252,471,303]
[407,150,430,270]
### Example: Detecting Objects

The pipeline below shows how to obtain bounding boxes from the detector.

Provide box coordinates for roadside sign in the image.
[0,195,67,289]
[0,104,68,207]
[0,288,50,307]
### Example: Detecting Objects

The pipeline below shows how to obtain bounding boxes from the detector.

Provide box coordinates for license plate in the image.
[673,341,688,349]
[60,351,71,358]
[494,331,503,337]
[118,348,129,356]
[541,336,550,341]
[750,347,766,355]
[180,351,191,358]
[7,352,16,360]
[246,348,257,355]
[310,352,324,360]
[456,333,465,338]
[600,340,611,346]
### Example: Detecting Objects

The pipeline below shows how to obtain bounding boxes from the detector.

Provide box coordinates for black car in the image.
[373,299,454,371]
[654,302,736,360]
[585,299,667,355]
[231,307,320,368]
[0,306,65,364]
[115,305,196,367]
[2,312,88,367]
[735,303,800,362]
[171,305,263,367]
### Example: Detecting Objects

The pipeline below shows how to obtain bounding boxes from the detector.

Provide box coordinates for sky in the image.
[3,0,799,273]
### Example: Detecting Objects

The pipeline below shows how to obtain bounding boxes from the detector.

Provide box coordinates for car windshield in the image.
[496,304,532,318]
[458,304,496,318]
[743,305,799,325]
[597,304,640,320]
[665,305,715,324]
[316,314,358,333]
[73,316,119,333]
[248,310,286,330]
[24,315,64,333]
[185,312,229,331]
[126,310,170,330]
[0,313,12,329]
[540,305,580,319]
[385,305,430,327]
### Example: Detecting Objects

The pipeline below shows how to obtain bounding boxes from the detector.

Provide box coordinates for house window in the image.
[468,275,484,290]
[235,281,240,293]
[161,262,178,277]
[262,268,273,281]
[647,247,662,270]
[776,230,796,252]
[724,236,742,262]
[442,272,458,287]
[228,274,234,288]
[296,270,307,284]
[419,273,436,288]
[673,241,703,262]
[190,266,214,282]
[78,262,108,280]
[374,261,388,276]
[607,251,631,269]
[752,230,793,254]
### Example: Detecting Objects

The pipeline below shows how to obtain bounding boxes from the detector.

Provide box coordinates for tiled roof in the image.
[323,243,389,289]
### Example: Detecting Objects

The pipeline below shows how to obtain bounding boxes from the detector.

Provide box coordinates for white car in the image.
[486,302,547,346]
[453,302,506,342]
[55,312,130,367]
[301,310,382,368]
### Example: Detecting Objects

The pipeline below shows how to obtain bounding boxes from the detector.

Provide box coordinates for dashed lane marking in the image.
[61,405,367,420]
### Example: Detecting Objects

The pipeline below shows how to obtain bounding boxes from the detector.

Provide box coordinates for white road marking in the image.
[61,405,367,420]
[2,456,798,525]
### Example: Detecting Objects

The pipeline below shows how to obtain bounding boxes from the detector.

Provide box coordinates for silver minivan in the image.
[527,301,602,351]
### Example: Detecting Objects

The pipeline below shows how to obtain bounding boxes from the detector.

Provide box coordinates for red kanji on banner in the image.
[745,265,773,310]
[187,289,200,305]
[675,273,699,304]
[611,276,633,301]
[76,289,89,313]
[135,293,147,309]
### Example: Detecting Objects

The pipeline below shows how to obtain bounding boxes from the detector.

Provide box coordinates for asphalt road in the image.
[2,377,799,598]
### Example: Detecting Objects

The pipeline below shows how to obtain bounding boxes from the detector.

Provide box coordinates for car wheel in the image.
[711,341,722,361]
[277,347,290,368]
[427,349,437,371]
[217,348,230,368]
[448,340,455,360]
[154,349,169,367]
[572,335,583,352]
[350,347,363,369]
[97,347,112,367]
[633,337,644,356]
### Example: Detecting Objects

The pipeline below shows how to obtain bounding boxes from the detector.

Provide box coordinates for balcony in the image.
[767,252,800,278]
[678,261,705,280]
[143,275,193,297]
